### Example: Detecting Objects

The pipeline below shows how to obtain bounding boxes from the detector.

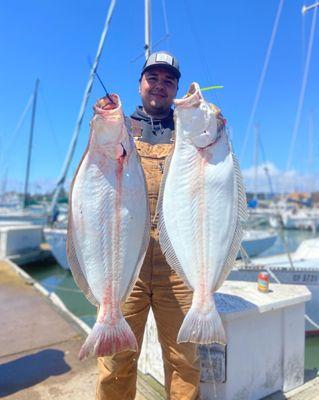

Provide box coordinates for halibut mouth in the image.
[174,82,202,108]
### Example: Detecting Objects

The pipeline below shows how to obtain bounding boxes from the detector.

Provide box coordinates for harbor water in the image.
[22,228,319,372]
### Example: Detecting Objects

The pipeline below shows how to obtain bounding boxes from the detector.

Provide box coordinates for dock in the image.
[0,259,165,399]
[0,257,318,399]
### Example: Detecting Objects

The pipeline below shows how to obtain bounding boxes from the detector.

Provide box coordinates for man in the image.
[96,51,201,400]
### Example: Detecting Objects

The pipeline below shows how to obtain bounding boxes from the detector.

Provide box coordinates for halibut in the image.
[67,95,150,359]
[158,83,247,344]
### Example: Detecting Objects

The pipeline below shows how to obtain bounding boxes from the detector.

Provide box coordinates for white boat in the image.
[229,237,319,334]
[269,213,282,229]
[269,207,319,232]
[241,229,277,258]
[0,205,47,226]
[44,227,69,270]
[282,209,319,232]
[247,209,271,227]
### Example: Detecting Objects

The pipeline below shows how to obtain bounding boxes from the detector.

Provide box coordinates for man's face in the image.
[139,67,178,116]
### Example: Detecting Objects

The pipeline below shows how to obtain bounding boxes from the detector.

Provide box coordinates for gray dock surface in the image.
[264,375,319,399]
[0,260,165,399]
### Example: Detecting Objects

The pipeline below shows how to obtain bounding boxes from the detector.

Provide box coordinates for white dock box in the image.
[0,225,43,258]
[138,281,311,400]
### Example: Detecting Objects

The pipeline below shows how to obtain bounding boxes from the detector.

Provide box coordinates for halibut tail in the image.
[79,317,137,360]
[177,298,226,345]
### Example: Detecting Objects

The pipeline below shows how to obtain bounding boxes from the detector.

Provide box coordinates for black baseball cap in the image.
[141,51,181,80]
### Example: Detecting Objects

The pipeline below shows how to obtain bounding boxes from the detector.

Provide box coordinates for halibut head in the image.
[158,83,247,345]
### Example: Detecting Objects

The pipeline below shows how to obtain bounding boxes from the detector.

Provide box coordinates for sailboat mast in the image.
[23,78,39,208]
[0,168,8,204]
[253,124,259,201]
[145,0,151,59]
[48,0,117,219]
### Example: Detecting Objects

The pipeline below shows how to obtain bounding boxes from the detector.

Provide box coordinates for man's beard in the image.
[149,98,170,112]
[142,96,172,118]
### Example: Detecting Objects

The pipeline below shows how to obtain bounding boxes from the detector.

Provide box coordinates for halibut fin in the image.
[215,151,248,290]
[79,316,137,360]
[67,168,98,306]
[177,297,226,345]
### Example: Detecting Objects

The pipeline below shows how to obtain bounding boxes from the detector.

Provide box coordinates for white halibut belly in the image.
[159,134,244,344]
[71,148,149,303]
[162,138,237,292]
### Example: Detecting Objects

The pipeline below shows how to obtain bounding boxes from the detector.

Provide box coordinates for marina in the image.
[1,0,319,399]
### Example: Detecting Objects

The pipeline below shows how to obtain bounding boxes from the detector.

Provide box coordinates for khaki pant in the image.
[96,237,200,400]
[96,140,200,400]
[96,238,199,400]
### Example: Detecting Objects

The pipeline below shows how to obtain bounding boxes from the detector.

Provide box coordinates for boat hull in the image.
[44,228,69,271]
[241,230,277,258]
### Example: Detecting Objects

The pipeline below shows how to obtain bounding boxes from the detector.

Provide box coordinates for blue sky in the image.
[0,0,318,194]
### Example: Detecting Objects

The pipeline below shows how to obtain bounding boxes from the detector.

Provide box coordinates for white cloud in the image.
[242,162,319,193]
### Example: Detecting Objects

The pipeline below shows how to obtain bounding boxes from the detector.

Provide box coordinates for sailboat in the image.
[242,124,278,256]
[0,80,47,261]
[0,79,48,228]
[271,208,319,232]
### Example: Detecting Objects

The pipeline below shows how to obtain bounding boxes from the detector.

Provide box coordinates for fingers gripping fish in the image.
[158,83,247,345]
[67,95,150,359]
